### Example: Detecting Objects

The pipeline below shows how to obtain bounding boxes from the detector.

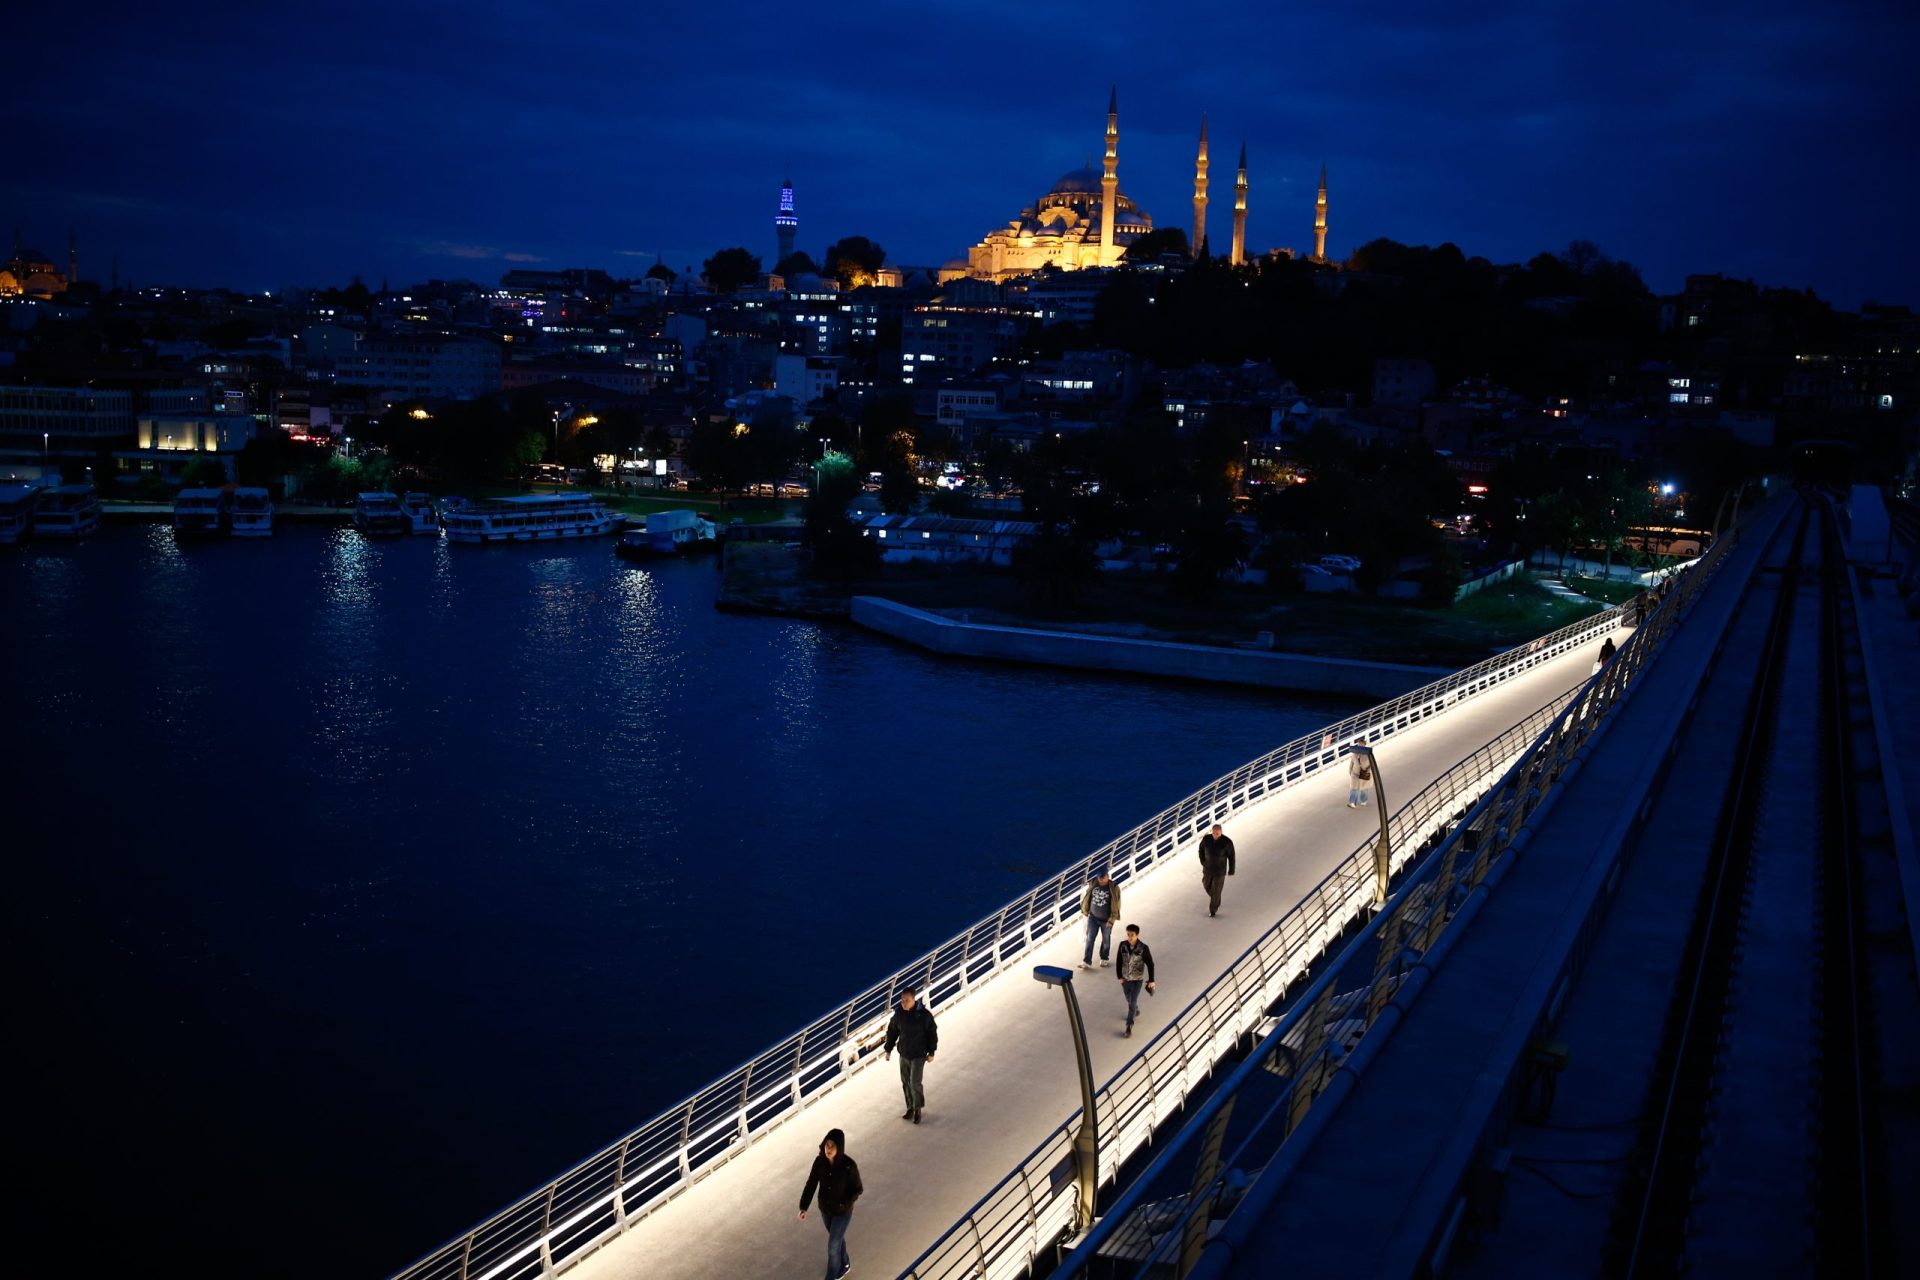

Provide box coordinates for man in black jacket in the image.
[798,1127,863,1280]
[1198,822,1236,916]
[1115,924,1157,1037]
[884,987,939,1123]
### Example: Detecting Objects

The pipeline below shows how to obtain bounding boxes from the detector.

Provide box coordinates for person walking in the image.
[797,1127,863,1280]
[1596,635,1616,670]
[1347,742,1374,809]
[883,987,938,1123]
[1080,869,1121,967]
[1115,924,1157,1037]
[1197,822,1235,916]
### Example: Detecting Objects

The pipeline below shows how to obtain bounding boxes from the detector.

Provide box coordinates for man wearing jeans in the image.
[883,987,939,1123]
[1080,870,1121,967]
[1115,924,1157,1037]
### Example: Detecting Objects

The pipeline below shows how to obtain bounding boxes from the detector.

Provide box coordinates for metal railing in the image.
[390,595,1629,1280]
[899,695,1575,1280]
[1046,513,1747,1280]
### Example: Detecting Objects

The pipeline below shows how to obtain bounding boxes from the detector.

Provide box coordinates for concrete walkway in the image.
[565,637,1615,1280]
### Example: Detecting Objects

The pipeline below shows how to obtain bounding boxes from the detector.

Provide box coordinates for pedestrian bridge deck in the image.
[553,642,1604,1280]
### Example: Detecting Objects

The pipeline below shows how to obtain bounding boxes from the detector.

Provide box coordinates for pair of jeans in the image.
[822,1212,851,1278]
[1348,787,1370,807]
[1083,916,1113,964]
[1123,979,1144,1028]
[899,1054,926,1111]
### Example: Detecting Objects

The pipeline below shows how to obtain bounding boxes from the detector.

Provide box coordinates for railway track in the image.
[1617,495,1890,1276]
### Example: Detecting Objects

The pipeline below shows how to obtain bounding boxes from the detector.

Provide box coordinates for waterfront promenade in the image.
[561,635,1612,1280]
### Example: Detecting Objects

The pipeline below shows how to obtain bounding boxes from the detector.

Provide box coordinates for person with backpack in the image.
[1348,742,1374,809]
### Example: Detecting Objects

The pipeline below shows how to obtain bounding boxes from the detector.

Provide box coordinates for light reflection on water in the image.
[1,523,1359,1280]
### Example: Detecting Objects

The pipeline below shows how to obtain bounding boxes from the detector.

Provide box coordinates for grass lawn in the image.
[1564,575,1645,606]
[465,484,801,525]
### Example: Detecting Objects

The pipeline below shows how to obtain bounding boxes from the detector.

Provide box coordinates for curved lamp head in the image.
[1033,965,1075,988]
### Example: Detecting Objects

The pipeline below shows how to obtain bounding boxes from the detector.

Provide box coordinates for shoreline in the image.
[849,596,1452,699]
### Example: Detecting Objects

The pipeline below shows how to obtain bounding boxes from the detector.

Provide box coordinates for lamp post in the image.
[1034,964,1100,1229]
[1357,745,1393,908]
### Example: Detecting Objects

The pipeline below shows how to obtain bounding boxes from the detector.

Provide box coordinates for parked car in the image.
[1319,555,1363,574]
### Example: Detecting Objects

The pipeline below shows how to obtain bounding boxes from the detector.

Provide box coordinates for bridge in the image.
[392,570,1640,1280]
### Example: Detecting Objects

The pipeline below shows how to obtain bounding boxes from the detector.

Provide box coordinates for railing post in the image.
[612,1135,632,1230]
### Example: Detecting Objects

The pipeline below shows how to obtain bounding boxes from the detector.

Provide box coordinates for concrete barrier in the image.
[851,596,1451,699]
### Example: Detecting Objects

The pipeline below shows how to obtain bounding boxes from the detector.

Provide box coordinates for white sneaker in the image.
[1099,959,1109,967]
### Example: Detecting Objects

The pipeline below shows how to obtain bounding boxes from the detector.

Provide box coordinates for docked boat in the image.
[354,491,409,536]
[399,491,437,534]
[173,487,227,538]
[616,508,717,559]
[440,492,622,544]
[0,483,36,545]
[33,485,102,539]
[229,487,273,537]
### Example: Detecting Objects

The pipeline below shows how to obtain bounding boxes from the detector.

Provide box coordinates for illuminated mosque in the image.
[0,231,76,299]
[962,89,1328,282]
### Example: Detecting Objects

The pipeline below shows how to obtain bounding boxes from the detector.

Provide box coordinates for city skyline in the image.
[5,0,1915,307]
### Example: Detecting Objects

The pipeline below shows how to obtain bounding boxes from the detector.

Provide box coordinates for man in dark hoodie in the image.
[883,986,939,1123]
[798,1127,862,1280]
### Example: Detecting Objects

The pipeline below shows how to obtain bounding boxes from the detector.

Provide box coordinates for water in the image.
[1,524,1359,1277]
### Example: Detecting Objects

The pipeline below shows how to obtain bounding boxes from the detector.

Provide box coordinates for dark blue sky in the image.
[8,0,1913,308]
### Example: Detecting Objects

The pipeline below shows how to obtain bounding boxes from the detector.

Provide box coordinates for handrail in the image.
[1045,507,1748,1280]
[899,694,1576,1280]
[389,593,1628,1280]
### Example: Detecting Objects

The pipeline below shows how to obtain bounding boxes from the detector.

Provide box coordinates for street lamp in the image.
[1033,964,1101,1229]
[1356,745,1393,908]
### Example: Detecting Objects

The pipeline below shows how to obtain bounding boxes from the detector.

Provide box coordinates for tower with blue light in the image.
[775,173,797,264]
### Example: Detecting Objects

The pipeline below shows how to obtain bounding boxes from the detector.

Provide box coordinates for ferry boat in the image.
[173,488,227,538]
[354,491,409,536]
[616,509,717,559]
[440,492,622,544]
[398,492,437,534]
[0,483,36,545]
[32,485,102,539]
[229,487,273,537]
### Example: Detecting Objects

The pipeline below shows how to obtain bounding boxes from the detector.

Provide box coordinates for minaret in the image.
[1230,143,1248,266]
[1191,115,1209,259]
[1099,85,1119,265]
[775,172,798,265]
[1313,164,1328,263]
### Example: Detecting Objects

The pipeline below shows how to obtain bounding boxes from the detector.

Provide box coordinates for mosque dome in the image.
[1048,166,1103,196]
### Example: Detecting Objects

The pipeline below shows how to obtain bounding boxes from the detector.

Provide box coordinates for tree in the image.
[805,450,878,570]
[823,236,886,289]
[1122,228,1190,262]
[775,251,820,279]
[702,247,762,294]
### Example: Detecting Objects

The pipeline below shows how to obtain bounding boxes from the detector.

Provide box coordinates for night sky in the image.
[8,0,1914,307]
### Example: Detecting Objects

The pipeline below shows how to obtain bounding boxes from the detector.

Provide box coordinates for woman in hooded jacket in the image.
[798,1127,863,1279]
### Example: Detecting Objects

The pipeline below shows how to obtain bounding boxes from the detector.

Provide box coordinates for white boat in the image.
[230,487,273,537]
[33,485,102,539]
[354,491,408,536]
[173,487,226,538]
[399,492,437,534]
[440,493,622,544]
[0,483,36,545]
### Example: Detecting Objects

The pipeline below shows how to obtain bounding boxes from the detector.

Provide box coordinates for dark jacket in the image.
[1116,939,1156,984]
[1198,833,1235,875]
[885,1001,939,1058]
[799,1128,863,1217]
